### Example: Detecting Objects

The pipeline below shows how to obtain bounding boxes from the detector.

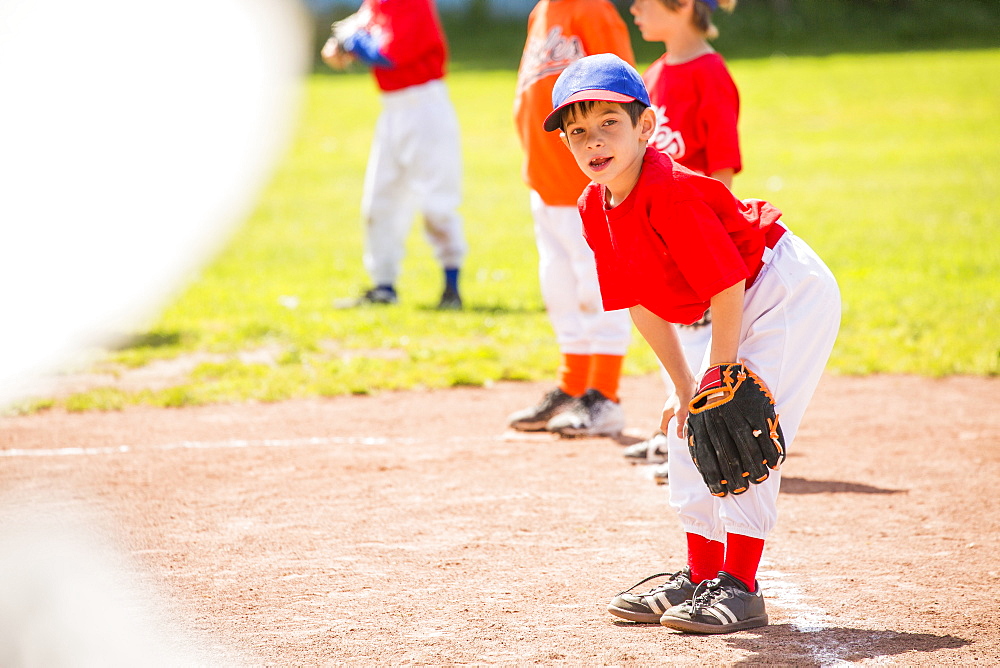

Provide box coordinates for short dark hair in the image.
[556,100,650,133]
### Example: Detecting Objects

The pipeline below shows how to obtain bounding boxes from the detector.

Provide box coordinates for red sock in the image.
[723,533,765,592]
[686,533,724,583]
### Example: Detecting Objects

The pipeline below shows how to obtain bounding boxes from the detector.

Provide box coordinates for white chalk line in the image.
[625,467,861,664]
[0,432,554,459]
[759,568,867,666]
[9,436,888,664]
[0,435,405,458]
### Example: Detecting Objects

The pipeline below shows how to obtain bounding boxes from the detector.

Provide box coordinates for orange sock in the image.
[558,353,589,397]
[586,354,623,403]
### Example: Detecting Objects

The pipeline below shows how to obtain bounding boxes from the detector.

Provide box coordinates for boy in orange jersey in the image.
[507,0,637,437]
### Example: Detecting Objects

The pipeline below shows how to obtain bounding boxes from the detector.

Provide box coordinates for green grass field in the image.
[34,48,1000,412]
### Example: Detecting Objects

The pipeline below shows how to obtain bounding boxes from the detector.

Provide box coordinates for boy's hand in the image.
[660,382,696,439]
[321,37,353,70]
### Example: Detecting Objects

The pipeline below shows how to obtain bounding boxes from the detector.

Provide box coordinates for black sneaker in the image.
[506,388,575,431]
[607,569,698,624]
[659,571,768,634]
[545,388,624,437]
[360,286,398,305]
[437,286,462,310]
[334,286,398,308]
[678,308,712,329]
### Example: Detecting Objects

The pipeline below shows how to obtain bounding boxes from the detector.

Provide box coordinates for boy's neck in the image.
[663,35,714,65]
[605,168,643,209]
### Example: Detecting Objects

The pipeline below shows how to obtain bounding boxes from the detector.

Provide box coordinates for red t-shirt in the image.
[364,0,448,92]
[580,147,782,325]
[643,52,741,176]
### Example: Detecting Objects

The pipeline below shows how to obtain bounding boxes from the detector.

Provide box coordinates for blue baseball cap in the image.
[543,53,651,132]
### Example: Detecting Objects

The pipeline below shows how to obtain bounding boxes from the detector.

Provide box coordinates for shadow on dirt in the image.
[780,476,905,495]
[727,625,971,665]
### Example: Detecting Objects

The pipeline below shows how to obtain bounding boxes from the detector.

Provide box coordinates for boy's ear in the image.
[559,131,570,150]
[638,107,657,141]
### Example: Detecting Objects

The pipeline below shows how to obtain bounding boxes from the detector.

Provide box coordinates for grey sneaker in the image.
[623,431,669,462]
[436,286,462,310]
[659,571,768,634]
[652,460,669,485]
[607,569,698,623]
[506,388,575,432]
[546,388,624,437]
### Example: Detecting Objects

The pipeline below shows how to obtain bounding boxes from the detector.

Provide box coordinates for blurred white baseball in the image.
[0,502,246,666]
[0,0,310,406]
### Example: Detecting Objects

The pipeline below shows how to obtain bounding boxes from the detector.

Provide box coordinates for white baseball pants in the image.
[361,79,466,286]
[530,192,632,356]
[665,231,841,541]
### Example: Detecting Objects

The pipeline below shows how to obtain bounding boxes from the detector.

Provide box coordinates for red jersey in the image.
[643,52,741,177]
[361,0,448,92]
[580,147,782,325]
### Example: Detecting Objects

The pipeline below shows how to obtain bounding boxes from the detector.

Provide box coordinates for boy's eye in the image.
[603,118,618,127]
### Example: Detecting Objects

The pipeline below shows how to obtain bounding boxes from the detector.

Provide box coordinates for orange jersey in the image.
[514,0,634,207]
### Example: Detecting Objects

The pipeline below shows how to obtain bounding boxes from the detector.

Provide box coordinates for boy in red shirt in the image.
[543,54,840,633]
[624,0,740,467]
[322,0,466,310]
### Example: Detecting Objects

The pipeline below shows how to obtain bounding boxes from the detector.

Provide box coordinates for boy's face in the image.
[560,101,655,202]
[630,0,684,42]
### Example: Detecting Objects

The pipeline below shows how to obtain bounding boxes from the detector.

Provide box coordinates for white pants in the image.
[361,79,466,286]
[530,192,632,356]
[666,232,841,541]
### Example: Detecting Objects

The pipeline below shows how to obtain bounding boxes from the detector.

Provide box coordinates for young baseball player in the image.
[544,54,840,633]
[623,0,740,468]
[506,0,637,437]
[321,0,467,310]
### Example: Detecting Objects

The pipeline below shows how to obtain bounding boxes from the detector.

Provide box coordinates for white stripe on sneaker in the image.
[706,604,739,625]
[651,592,671,614]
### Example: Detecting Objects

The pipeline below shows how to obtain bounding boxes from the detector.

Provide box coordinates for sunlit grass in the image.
[42,48,1000,411]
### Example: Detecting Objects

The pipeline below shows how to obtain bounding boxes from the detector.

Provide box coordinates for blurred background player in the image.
[506,0,637,437]
[322,0,467,310]
[621,0,740,471]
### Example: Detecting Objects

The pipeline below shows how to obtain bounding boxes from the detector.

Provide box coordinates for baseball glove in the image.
[329,12,365,45]
[685,363,785,497]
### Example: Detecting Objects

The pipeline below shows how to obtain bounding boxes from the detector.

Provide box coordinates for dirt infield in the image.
[1,373,999,666]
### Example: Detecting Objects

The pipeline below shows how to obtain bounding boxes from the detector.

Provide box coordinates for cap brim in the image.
[542,89,638,132]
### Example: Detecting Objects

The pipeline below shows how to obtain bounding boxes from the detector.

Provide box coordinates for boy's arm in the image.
[629,278,746,437]
[340,30,393,68]
[707,279,745,366]
[709,168,734,190]
[629,305,697,437]
[321,12,364,70]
